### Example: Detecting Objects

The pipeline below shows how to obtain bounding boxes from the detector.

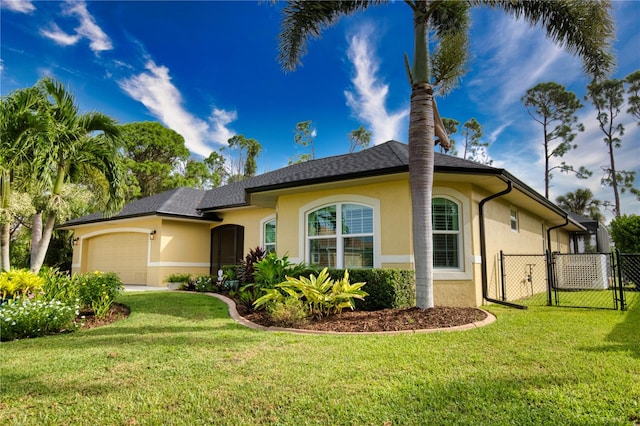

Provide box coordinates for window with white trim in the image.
[510,209,518,232]
[307,203,373,268]
[264,219,276,253]
[432,197,461,268]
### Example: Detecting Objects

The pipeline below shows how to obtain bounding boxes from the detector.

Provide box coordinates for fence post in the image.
[499,250,506,301]
[545,250,553,306]
[616,249,626,311]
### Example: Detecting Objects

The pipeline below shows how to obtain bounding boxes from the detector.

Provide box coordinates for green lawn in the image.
[1,291,638,425]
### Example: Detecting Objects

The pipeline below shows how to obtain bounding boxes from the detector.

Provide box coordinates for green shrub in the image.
[220,265,239,281]
[0,269,45,300]
[230,283,264,311]
[77,271,123,319]
[0,296,81,341]
[253,253,306,289]
[39,267,79,305]
[254,268,367,318]
[296,268,415,311]
[193,275,216,292]
[267,297,308,327]
[165,273,192,283]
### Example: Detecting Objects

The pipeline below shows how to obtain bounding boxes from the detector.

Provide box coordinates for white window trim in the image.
[298,195,381,268]
[432,188,472,281]
[260,214,277,253]
[510,208,519,232]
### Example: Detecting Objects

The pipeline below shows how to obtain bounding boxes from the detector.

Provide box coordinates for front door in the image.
[210,225,244,274]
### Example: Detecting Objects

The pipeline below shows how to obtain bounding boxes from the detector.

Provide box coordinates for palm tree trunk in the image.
[1,223,10,271]
[409,81,436,309]
[30,212,56,274]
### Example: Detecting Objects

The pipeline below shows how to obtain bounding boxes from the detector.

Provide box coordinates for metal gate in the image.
[499,250,636,310]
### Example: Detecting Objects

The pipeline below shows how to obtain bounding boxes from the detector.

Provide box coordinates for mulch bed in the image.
[241,306,488,332]
[78,303,130,329]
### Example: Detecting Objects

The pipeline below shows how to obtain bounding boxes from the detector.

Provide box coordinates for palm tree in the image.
[28,78,126,273]
[279,0,614,308]
[556,188,605,222]
[0,86,46,271]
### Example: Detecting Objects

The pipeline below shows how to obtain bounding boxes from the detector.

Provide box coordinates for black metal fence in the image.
[499,250,638,310]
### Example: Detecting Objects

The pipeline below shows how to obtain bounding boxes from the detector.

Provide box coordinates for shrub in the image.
[238,247,266,284]
[77,271,123,319]
[254,268,367,318]
[0,296,81,341]
[230,283,264,312]
[267,297,308,327]
[253,253,307,289]
[165,273,192,283]
[39,267,79,305]
[610,214,640,253]
[298,268,415,311]
[193,275,216,292]
[0,269,45,300]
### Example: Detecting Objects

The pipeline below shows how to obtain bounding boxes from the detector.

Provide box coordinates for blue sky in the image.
[1,0,638,220]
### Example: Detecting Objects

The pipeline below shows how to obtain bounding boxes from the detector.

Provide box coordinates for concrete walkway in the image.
[124,285,169,292]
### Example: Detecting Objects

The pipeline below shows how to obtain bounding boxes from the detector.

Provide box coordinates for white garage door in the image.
[86,233,147,285]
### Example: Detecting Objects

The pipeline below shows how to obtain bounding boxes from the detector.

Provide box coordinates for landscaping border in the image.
[208,292,496,335]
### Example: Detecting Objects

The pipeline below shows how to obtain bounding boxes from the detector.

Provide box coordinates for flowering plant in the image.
[0,296,81,341]
[77,271,123,319]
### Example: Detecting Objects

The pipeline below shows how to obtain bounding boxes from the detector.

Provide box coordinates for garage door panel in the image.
[87,233,147,285]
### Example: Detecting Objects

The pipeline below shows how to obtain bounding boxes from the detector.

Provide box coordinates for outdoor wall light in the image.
[150,230,157,240]
[72,237,79,246]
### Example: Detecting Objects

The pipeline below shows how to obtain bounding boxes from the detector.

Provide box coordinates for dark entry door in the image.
[211,225,244,274]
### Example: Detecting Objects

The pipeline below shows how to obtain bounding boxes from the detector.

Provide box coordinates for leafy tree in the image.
[292,120,316,162]
[460,118,492,165]
[625,69,640,124]
[609,214,640,253]
[348,125,372,153]
[586,78,637,217]
[278,0,613,308]
[522,82,589,198]
[556,188,604,222]
[120,122,190,200]
[224,135,262,182]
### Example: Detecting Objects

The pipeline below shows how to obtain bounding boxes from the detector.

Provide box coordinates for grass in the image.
[1,291,639,425]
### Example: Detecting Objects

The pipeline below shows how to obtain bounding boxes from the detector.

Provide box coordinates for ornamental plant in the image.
[0,269,45,300]
[39,267,79,305]
[77,271,123,319]
[254,268,368,319]
[0,296,81,341]
[193,275,215,292]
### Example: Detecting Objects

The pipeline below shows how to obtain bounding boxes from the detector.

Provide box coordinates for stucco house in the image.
[59,140,585,307]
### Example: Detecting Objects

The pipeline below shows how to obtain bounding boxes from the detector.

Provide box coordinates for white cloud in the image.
[1,0,35,13]
[40,0,112,53]
[344,25,408,145]
[119,60,237,157]
[40,23,81,46]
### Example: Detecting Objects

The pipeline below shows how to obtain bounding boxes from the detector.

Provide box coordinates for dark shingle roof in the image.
[61,187,208,227]
[198,140,499,210]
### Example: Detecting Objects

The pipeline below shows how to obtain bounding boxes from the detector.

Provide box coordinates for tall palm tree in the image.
[29,78,126,274]
[556,188,605,222]
[279,0,614,308]
[0,86,46,271]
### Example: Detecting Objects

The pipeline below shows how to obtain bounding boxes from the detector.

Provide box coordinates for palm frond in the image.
[279,0,387,71]
[474,0,615,80]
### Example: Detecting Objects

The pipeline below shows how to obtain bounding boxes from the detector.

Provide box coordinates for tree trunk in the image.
[30,212,56,274]
[409,81,436,309]
[0,223,10,271]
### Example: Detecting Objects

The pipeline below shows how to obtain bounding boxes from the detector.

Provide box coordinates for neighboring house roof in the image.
[567,211,600,233]
[60,187,212,227]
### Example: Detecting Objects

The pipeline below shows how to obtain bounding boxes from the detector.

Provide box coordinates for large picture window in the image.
[307,203,373,268]
[432,197,461,268]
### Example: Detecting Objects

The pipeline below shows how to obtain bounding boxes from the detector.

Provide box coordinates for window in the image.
[432,198,461,268]
[264,219,276,253]
[307,203,373,268]
[510,209,518,232]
